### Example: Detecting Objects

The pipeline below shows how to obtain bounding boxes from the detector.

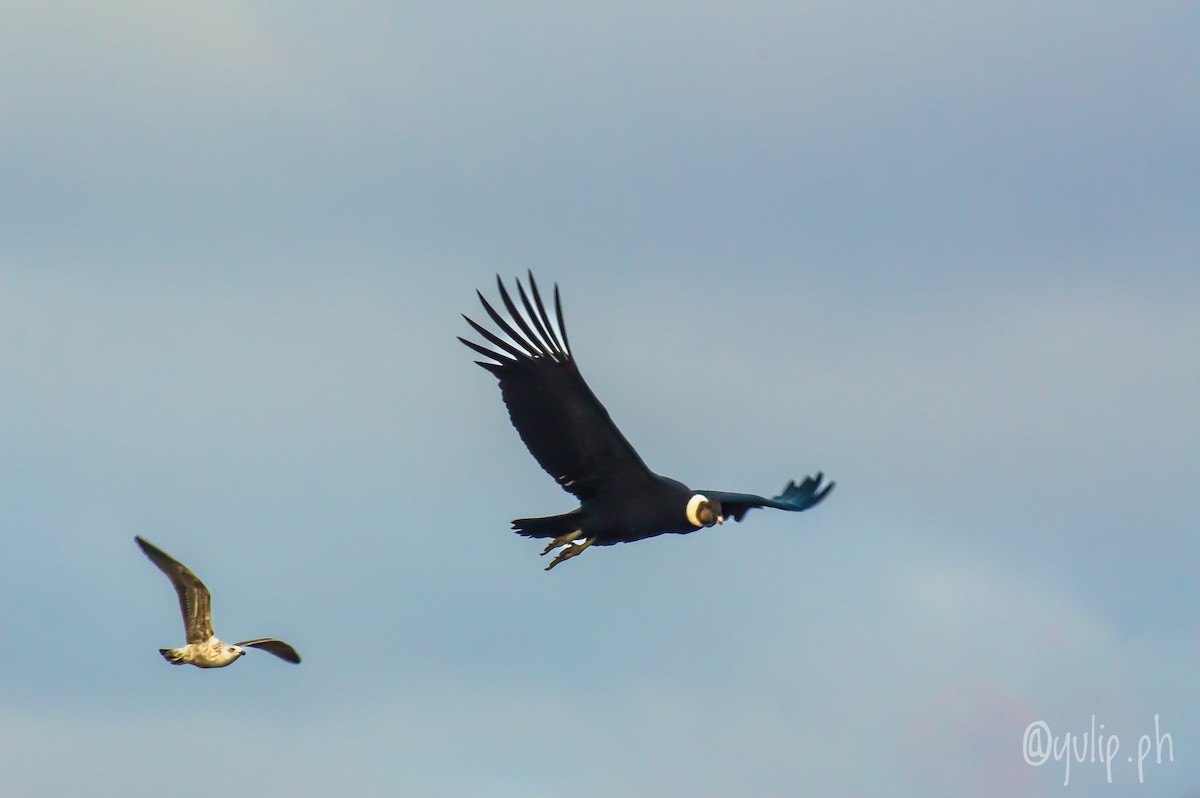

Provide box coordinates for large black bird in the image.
[460,273,834,570]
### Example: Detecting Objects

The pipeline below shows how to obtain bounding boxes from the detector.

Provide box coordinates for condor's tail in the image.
[512,510,581,540]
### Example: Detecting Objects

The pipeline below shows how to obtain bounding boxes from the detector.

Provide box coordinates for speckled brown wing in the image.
[235,638,302,664]
[136,536,214,644]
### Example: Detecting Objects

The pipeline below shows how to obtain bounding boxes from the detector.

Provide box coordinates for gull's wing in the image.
[135,536,214,644]
[235,638,302,664]
[459,272,656,500]
[699,473,835,523]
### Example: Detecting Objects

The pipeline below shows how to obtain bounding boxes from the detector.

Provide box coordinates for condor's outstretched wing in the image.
[135,536,214,645]
[459,272,655,500]
[700,473,835,523]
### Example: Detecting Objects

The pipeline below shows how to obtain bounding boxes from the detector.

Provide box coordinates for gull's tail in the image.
[159,648,186,665]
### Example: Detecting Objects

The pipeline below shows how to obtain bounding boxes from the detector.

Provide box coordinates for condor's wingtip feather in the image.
[553,283,571,355]
[526,271,566,355]
[777,472,835,510]
[478,288,541,359]
[457,336,516,366]
[461,314,525,361]
[516,278,561,360]
[496,276,553,359]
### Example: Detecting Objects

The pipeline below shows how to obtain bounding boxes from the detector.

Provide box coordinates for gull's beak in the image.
[717,515,725,525]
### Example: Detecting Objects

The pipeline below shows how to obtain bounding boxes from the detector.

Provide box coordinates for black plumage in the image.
[460,273,834,570]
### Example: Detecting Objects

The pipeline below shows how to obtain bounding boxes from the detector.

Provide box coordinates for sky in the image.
[0,2,1197,796]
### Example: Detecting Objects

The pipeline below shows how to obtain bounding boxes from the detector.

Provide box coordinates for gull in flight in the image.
[136,536,301,668]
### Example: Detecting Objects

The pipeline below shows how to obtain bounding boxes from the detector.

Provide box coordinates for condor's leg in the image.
[545,537,593,571]
[540,529,583,556]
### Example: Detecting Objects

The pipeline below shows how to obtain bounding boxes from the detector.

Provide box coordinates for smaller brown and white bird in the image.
[135,536,301,668]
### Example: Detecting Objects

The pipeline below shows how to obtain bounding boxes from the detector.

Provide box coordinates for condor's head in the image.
[686,494,725,528]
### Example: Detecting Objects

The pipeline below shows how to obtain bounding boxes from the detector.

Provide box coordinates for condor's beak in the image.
[717,515,725,525]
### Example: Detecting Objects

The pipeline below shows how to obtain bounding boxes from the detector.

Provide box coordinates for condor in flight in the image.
[460,273,834,571]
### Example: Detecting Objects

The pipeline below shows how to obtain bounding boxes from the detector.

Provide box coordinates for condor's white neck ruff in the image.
[686,494,709,527]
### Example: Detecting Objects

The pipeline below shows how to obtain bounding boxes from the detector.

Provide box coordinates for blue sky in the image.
[1,2,1197,796]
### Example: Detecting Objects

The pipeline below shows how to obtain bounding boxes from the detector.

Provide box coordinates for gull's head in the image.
[686,494,725,528]
[228,644,246,659]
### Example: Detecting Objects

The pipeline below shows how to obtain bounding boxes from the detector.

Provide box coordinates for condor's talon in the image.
[540,529,583,556]
[545,538,592,570]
